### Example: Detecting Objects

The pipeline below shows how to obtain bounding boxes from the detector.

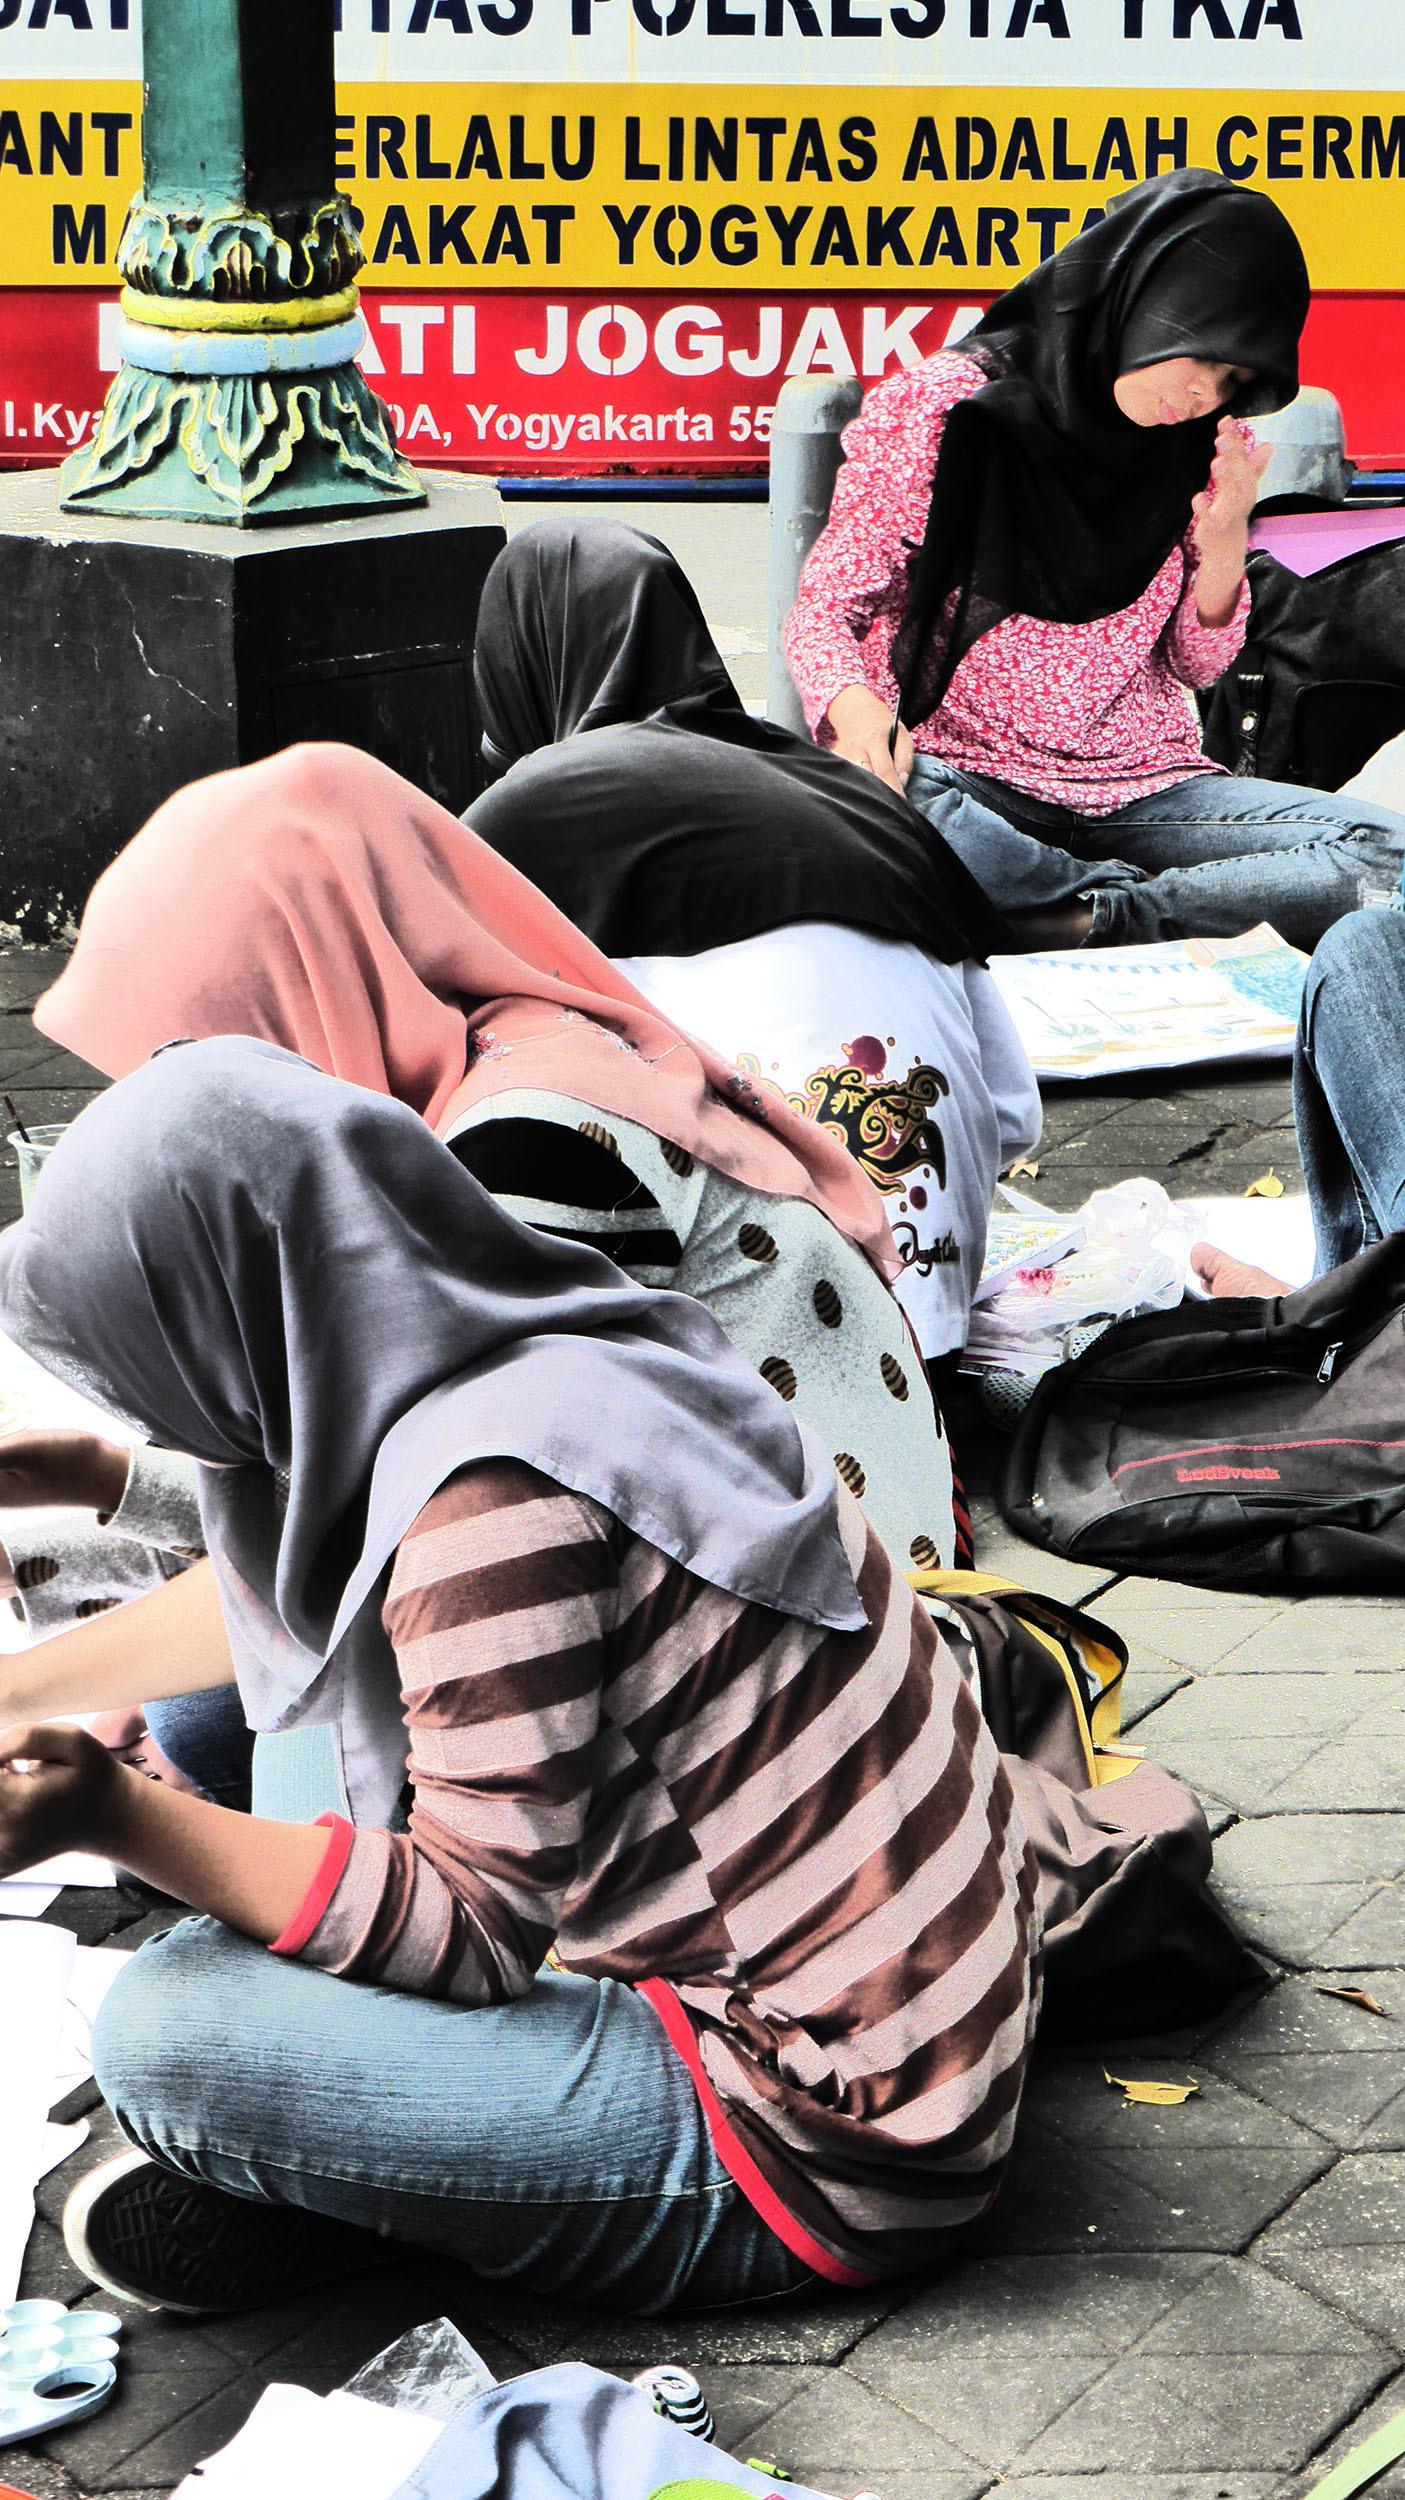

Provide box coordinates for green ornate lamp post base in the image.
[63,360,422,527]
[59,0,423,525]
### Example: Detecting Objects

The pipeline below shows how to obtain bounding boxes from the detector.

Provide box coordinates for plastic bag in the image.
[963,1179,1191,1384]
[343,2318,498,2424]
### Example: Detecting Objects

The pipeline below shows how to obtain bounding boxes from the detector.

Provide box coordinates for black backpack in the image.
[1200,532,1405,789]
[1001,1234,1405,1591]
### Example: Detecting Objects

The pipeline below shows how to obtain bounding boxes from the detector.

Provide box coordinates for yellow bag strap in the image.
[906,1566,1134,1789]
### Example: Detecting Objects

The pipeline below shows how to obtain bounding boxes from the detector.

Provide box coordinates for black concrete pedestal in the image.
[0,468,506,936]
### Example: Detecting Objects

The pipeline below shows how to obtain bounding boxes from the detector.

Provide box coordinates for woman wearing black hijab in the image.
[786,168,1405,950]
[470,517,1043,1367]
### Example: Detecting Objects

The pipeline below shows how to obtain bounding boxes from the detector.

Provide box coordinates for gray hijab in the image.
[0,1040,864,1818]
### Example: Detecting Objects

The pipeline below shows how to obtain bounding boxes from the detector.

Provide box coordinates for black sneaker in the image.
[63,2149,392,2315]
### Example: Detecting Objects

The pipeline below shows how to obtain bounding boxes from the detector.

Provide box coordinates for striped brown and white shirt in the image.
[273,1459,1041,2283]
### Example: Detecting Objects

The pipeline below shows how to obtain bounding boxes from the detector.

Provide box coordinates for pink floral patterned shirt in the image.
[783,351,1252,819]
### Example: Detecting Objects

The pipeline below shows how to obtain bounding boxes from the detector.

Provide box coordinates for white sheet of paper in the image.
[37,2117,89,2180]
[0,1851,116,1918]
[0,1920,77,2305]
[47,1945,131,2103]
[169,2384,443,2500]
[16,1850,117,1887]
[0,1882,62,1918]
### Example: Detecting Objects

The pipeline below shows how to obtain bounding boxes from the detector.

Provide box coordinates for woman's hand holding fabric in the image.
[1191,418,1270,627]
[824,683,914,794]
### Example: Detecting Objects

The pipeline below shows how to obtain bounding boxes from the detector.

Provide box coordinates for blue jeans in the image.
[92,1918,813,2315]
[144,1686,254,1811]
[907,758,1405,950]
[1295,907,1405,1275]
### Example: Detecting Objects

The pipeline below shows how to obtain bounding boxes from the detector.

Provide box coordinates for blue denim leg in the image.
[906,757,1149,921]
[1294,909,1405,1275]
[1090,775,1405,949]
[144,1688,254,1811]
[92,1918,812,2315]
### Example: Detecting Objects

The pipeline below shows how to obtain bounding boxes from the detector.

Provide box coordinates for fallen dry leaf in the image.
[1104,2071,1200,2106]
[1244,1169,1284,1198]
[1316,1984,1389,2019]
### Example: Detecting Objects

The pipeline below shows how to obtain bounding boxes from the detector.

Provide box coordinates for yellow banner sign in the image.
[2,80,1400,289]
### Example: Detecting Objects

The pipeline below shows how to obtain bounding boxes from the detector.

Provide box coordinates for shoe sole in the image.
[64,2150,387,2316]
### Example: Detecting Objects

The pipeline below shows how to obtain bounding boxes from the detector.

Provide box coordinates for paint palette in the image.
[0,2300,121,2447]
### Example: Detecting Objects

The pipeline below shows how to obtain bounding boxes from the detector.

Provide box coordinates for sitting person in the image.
[469,516,1042,1367]
[784,167,1405,951]
[1196,905,1405,1297]
[0,1037,1043,2313]
[0,1042,1255,2314]
[33,742,959,1579]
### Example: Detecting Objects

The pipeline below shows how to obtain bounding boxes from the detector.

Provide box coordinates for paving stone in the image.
[30,2359,248,2488]
[0,1084,105,1124]
[1214,1602,1405,1675]
[1202,1968,1405,2053]
[0,945,72,1010]
[1201,2051,1405,2149]
[1272,2368,1405,2499]
[1360,2088,1405,2150]
[1139,1734,1330,1816]
[0,2453,84,2499]
[962,1516,1119,1606]
[846,2252,1210,2472]
[1016,2346,1387,2474]
[1093,1580,1293,1672]
[1118,1643,1194,1731]
[257,2254,532,2391]
[1263,1742,1405,1814]
[977,2130,1330,2257]
[1252,2153,1405,2253]
[973,2053,1331,2259]
[62,2371,278,2494]
[735,2370,986,2488]
[1015,2057,1324,2156]
[1257,2246,1405,2356]
[464,2279,913,2372]
[1154,1688,1379,1815]
[1316,1882,1405,1968]
[17,2213,96,2308]
[1211,1816,1405,1968]
[1135,2253,1388,2357]
[35,2100,130,2225]
[0,1025,91,1082]
[994,2479,1280,2498]
[1140,1675,1369,1742]
[699,2362,818,2456]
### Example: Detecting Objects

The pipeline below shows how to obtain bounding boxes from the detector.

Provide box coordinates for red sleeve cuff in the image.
[269,1812,355,1957]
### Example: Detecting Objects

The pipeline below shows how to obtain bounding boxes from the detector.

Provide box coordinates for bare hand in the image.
[0,1719,120,1875]
[0,1430,131,1518]
[1191,419,1271,562]
[824,684,914,796]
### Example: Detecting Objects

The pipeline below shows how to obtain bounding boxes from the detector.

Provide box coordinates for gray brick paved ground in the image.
[3,938,1400,2500]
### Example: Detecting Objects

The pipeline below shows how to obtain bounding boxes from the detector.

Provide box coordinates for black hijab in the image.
[470,517,1010,963]
[892,168,1311,725]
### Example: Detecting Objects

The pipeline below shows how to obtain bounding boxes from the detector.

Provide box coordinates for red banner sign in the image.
[1,286,1401,475]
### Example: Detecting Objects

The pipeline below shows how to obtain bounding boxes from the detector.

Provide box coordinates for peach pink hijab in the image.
[37,743,900,1278]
